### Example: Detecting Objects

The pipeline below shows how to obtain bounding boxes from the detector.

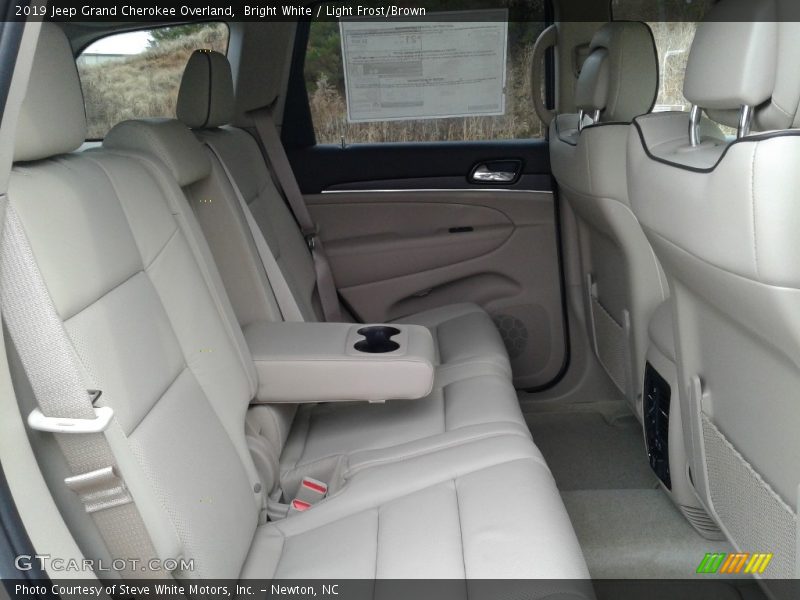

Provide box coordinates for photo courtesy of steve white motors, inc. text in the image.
[14,582,341,598]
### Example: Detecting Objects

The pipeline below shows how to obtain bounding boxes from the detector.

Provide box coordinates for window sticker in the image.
[340,10,508,123]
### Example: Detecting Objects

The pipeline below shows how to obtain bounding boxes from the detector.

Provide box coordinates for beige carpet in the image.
[525,402,737,581]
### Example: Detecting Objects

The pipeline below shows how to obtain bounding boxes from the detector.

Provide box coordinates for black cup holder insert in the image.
[354,326,401,353]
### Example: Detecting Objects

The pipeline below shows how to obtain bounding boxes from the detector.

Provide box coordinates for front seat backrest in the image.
[627,0,799,579]
[549,21,665,416]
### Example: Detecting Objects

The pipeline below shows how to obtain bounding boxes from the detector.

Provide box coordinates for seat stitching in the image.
[453,478,468,580]
[610,29,625,119]
[643,226,777,288]
[442,382,448,431]
[281,458,545,540]
[114,149,261,396]
[342,429,543,478]
[374,505,380,579]
[769,98,792,120]
[128,365,189,434]
[750,144,759,279]
[62,268,140,322]
[81,153,181,272]
[287,424,529,471]
[279,406,314,476]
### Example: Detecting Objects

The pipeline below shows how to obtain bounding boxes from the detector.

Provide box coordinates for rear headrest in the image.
[683,0,778,111]
[14,23,87,162]
[177,50,235,129]
[103,119,211,187]
[574,21,658,122]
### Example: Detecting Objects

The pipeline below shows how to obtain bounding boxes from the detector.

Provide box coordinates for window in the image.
[304,5,547,143]
[77,23,229,139]
[647,22,698,112]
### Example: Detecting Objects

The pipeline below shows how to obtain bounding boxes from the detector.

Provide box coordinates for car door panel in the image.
[306,189,565,389]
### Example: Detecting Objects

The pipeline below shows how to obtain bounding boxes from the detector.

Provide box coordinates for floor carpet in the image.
[525,410,656,490]
[524,403,737,581]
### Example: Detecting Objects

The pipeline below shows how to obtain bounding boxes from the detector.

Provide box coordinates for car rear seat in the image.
[174,49,512,381]
[99,60,532,498]
[3,23,592,584]
[101,114,534,498]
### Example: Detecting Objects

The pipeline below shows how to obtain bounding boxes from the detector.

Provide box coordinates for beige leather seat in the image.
[174,50,512,380]
[5,24,592,584]
[102,118,530,499]
[550,21,667,417]
[628,0,800,578]
[111,50,530,496]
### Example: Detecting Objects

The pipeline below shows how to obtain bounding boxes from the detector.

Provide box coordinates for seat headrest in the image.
[573,21,658,123]
[103,119,211,187]
[683,0,778,111]
[177,50,235,129]
[14,23,87,162]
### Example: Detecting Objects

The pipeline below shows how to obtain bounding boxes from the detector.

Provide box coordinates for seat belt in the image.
[250,107,344,323]
[0,200,177,579]
[204,142,306,322]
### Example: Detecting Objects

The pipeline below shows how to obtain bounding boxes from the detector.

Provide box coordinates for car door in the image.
[282,6,567,390]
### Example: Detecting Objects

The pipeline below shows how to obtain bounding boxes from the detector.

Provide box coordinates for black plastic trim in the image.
[288,139,552,194]
[0,460,49,583]
[544,0,555,123]
[0,21,23,121]
[323,173,552,192]
[282,19,315,148]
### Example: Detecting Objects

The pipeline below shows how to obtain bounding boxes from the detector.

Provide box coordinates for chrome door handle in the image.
[471,164,516,182]
[469,160,522,183]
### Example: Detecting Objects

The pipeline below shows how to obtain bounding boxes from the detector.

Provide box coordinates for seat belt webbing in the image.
[205,141,305,322]
[251,108,344,323]
[0,200,168,580]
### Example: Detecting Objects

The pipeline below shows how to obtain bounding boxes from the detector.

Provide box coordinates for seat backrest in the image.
[627,0,800,578]
[176,50,323,325]
[102,115,301,484]
[6,24,272,579]
[549,22,666,415]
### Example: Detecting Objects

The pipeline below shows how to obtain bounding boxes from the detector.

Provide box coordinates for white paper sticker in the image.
[340,10,508,123]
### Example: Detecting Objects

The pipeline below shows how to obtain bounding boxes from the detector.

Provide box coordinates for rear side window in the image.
[648,22,699,112]
[77,23,229,139]
[304,6,548,143]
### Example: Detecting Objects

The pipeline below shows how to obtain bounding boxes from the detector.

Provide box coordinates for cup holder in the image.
[354,326,401,353]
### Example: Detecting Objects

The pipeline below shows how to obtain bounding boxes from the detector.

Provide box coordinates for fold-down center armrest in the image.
[244,321,435,403]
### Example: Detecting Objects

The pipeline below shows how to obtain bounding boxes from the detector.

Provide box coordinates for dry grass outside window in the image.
[78,24,228,139]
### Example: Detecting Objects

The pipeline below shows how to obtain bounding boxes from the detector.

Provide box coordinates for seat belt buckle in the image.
[288,498,312,515]
[28,403,113,434]
[295,476,328,505]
